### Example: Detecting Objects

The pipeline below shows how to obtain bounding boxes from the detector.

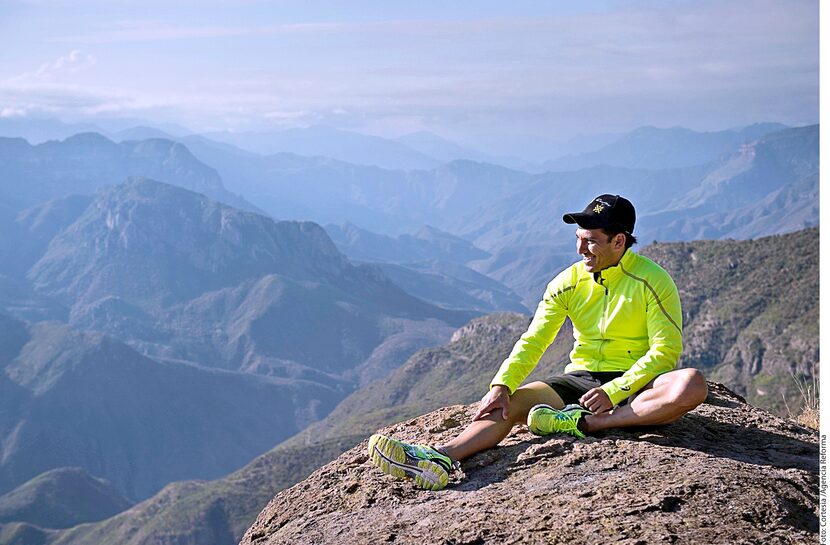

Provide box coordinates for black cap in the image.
[563,194,636,234]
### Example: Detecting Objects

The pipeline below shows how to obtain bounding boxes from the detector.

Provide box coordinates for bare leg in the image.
[583,368,708,433]
[439,382,563,462]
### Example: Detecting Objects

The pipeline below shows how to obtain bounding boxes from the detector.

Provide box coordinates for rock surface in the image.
[241,383,818,545]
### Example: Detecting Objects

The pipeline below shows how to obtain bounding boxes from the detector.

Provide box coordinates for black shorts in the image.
[545,370,625,406]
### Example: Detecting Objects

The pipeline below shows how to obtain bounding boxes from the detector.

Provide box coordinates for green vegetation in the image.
[783,367,819,430]
[641,227,818,414]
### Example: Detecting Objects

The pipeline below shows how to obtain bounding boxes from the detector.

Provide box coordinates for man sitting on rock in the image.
[368,194,709,491]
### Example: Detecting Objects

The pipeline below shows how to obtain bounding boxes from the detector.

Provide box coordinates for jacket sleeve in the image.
[489,269,572,394]
[601,271,683,405]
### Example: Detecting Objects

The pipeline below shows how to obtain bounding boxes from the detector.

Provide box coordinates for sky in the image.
[0,0,819,159]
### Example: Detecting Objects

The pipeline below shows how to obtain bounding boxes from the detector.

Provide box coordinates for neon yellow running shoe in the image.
[368,434,456,491]
[527,404,591,439]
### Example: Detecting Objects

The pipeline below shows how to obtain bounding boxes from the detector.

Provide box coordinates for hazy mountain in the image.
[367,260,526,313]
[546,122,789,170]
[0,133,255,213]
[286,313,571,447]
[26,438,361,545]
[0,468,132,529]
[322,205,540,313]
[95,123,817,313]
[22,313,550,545]
[176,143,535,233]
[326,223,489,264]
[395,131,498,165]
[180,125,812,264]
[0,175,486,527]
[200,125,441,170]
[396,131,550,172]
[453,163,709,304]
[21,179,470,378]
[0,275,66,323]
[151,272,463,381]
[0,117,192,144]
[0,171,493,513]
[0,114,817,544]
[111,129,535,234]
[0,118,102,145]
[27,178,351,308]
[0,196,93,279]
[647,124,819,240]
[134,131,530,233]
[543,130,624,161]
[112,126,177,142]
[0,317,343,500]
[464,125,818,303]
[23,228,818,544]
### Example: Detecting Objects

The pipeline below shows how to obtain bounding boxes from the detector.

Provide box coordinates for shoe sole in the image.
[368,434,449,491]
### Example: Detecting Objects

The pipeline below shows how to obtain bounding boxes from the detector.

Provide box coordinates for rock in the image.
[241,383,818,545]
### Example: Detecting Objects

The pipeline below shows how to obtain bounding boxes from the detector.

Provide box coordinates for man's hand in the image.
[580,387,613,414]
[473,385,511,421]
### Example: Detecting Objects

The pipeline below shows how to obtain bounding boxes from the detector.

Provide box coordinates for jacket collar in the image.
[591,249,636,284]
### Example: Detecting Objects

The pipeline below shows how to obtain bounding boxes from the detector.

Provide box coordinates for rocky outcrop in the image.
[242,383,818,545]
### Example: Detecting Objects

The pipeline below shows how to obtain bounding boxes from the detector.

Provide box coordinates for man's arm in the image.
[599,272,683,407]
[488,270,572,395]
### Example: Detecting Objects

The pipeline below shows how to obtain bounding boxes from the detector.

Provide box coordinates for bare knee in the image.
[507,381,561,424]
[670,368,708,409]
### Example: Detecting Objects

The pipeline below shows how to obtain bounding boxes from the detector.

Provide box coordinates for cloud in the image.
[0,49,115,118]
[0,107,26,118]
[10,49,97,83]
[2,0,817,150]
[264,110,308,120]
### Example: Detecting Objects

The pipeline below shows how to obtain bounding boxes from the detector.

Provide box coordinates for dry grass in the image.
[783,368,819,431]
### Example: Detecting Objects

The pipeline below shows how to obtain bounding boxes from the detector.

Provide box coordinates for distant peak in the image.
[63,132,115,145]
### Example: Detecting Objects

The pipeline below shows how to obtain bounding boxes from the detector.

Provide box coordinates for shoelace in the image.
[554,411,578,431]
[408,444,459,472]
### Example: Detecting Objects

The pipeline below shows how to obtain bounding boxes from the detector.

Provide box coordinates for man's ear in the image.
[615,233,626,249]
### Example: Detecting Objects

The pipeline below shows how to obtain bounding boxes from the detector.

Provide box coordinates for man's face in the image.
[575,227,625,272]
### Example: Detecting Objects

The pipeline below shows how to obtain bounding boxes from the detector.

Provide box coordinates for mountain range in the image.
[0,133,254,214]
[0,467,131,530]
[9,122,814,310]
[0,315,345,501]
[0,116,818,545]
[324,223,527,313]
[9,226,817,545]
[545,122,789,170]
[0,313,551,545]
[139,122,815,306]
[201,125,442,170]
[458,124,819,304]
[0,178,477,505]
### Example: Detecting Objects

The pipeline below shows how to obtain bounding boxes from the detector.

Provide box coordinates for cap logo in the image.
[593,204,604,213]
[596,198,612,207]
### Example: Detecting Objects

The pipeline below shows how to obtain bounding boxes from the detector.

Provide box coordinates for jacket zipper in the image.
[598,275,609,362]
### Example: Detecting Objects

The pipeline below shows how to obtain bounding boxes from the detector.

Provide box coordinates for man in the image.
[368,194,708,491]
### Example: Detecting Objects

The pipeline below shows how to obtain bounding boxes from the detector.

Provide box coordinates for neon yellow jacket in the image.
[490,250,682,405]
